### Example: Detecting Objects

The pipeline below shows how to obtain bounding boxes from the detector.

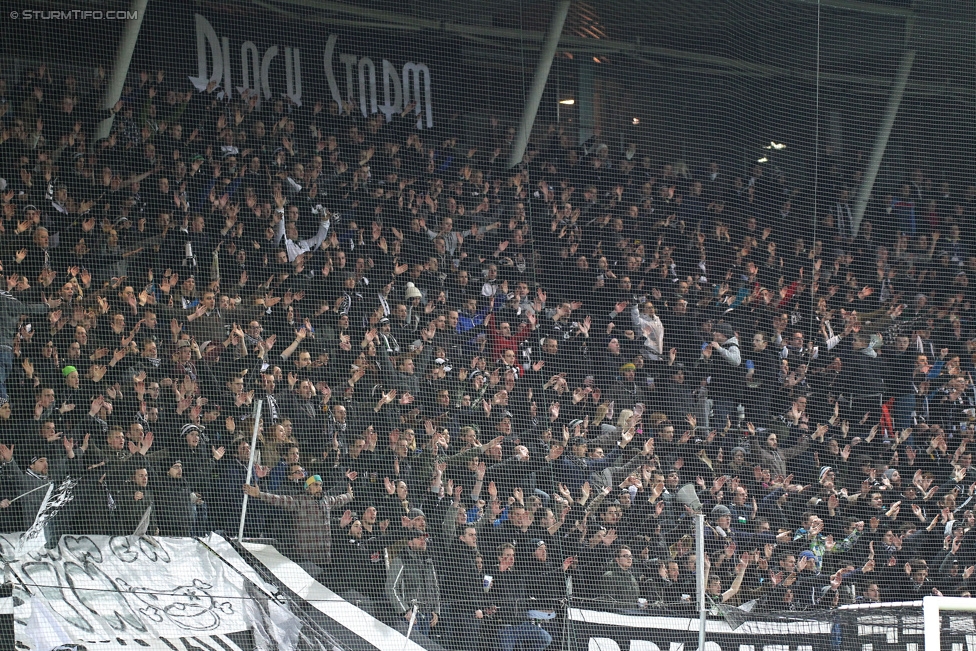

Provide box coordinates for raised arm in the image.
[721,557,750,603]
[780,433,812,461]
[299,217,331,253]
[242,484,297,511]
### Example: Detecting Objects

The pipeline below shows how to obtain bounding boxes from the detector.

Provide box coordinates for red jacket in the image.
[486,313,534,363]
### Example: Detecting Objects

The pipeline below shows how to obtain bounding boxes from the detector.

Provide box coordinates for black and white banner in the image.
[569,608,834,651]
[567,603,971,651]
[2,533,272,650]
[2,532,448,651]
[16,477,76,557]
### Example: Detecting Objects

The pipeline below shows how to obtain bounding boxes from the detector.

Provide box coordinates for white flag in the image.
[127,505,154,551]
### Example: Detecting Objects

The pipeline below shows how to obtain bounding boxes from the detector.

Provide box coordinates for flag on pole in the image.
[15,477,76,559]
[128,505,153,548]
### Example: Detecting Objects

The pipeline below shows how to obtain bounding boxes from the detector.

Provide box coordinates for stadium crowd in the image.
[0,60,975,650]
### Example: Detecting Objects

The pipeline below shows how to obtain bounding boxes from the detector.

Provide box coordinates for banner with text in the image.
[567,603,957,651]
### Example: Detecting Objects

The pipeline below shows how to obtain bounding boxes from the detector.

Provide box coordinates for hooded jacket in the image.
[753,434,811,479]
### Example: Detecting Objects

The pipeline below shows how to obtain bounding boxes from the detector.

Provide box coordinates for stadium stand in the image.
[1,0,975,649]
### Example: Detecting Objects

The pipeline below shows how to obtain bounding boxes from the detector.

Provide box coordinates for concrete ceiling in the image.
[228,0,976,98]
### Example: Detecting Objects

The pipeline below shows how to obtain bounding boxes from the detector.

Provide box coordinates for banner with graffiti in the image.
[0,533,276,650]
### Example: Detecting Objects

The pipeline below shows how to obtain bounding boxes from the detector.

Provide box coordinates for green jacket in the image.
[600,565,641,608]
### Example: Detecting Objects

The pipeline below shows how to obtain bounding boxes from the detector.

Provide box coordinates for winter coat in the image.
[155,474,194,537]
[600,565,641,608]
[255,488,353,565]
[386,546,441,616]
[754,436,811,479]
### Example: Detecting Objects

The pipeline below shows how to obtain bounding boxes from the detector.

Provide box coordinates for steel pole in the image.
[850,48,915,236]
[507,0,571,168]
[238,399,264,540]
[96,0,150,141]
[696,513,706,651]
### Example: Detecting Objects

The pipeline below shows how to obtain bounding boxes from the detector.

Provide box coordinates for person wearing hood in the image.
[699,321,741,424]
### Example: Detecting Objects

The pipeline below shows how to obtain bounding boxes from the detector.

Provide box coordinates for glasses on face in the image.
[619,553,633,559]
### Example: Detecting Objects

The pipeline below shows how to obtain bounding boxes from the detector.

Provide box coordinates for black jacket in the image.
[155,474,193,537]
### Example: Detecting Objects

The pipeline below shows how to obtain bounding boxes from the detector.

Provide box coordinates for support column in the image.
[96,0,150,141]
[507,0,571,168]
[577,58,595,146]
[850,48,915,236]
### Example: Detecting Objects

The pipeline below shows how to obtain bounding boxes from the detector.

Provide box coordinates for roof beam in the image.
[784,0,914,18]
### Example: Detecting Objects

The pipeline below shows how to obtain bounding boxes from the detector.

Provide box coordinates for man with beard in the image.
[243,473,354,576]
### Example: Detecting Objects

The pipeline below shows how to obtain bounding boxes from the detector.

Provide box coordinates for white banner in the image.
[0,534,272,650]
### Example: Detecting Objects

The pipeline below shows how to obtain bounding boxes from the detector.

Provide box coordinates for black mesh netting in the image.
[0,0,975,649]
